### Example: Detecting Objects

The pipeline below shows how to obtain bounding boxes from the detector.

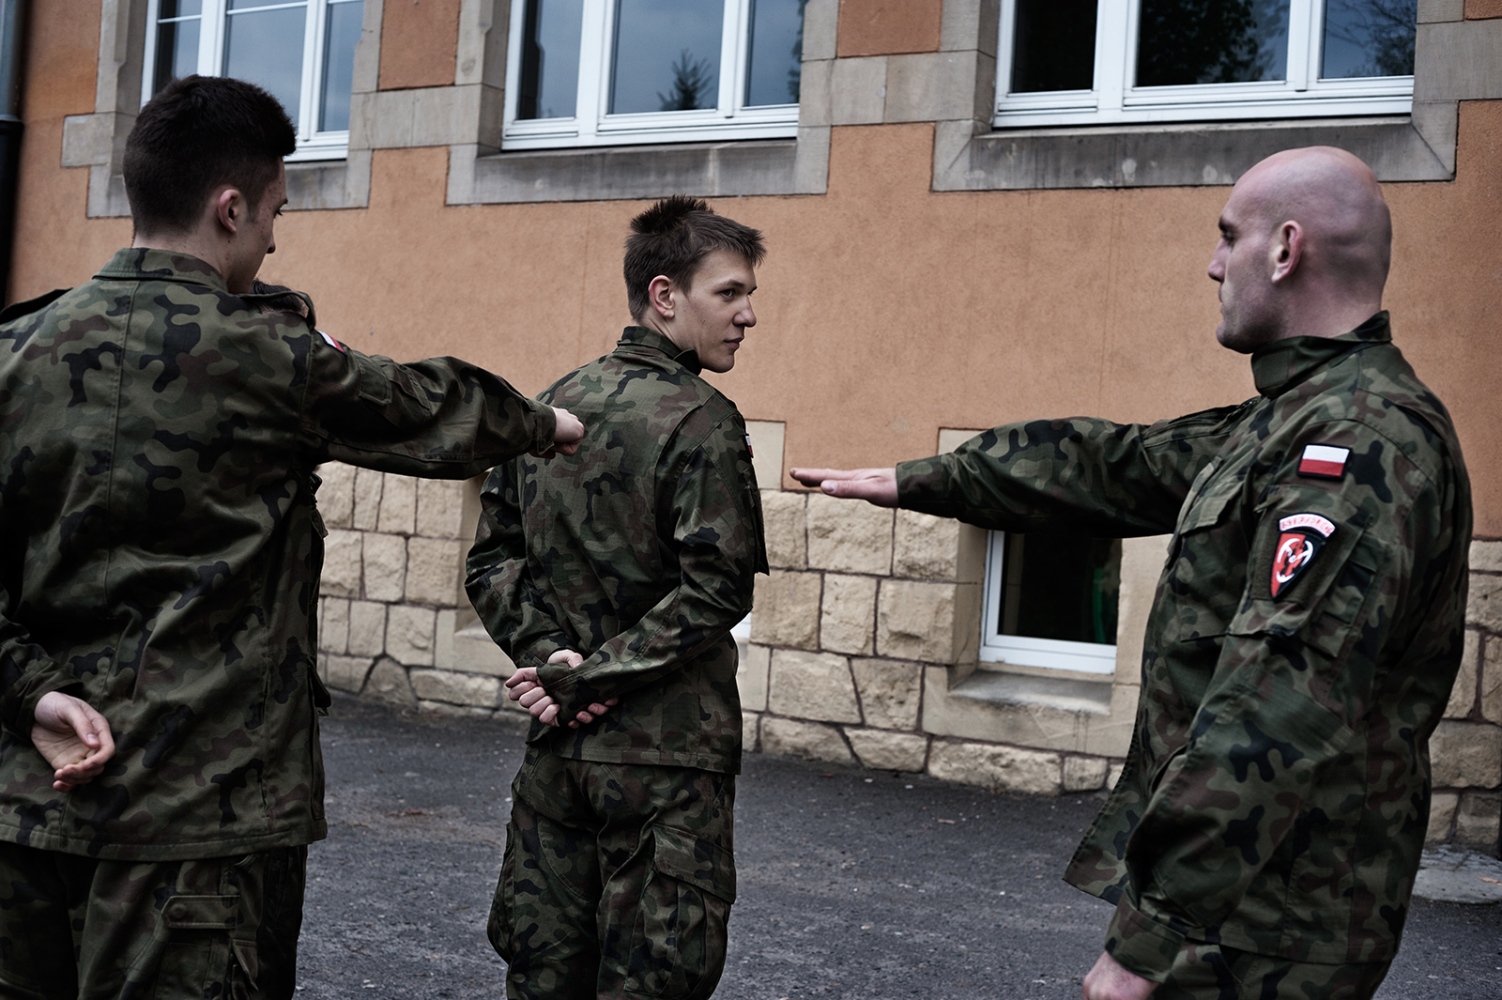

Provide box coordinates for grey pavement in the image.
[296,699,1502,999]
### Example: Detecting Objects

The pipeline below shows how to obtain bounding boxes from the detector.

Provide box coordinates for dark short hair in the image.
[624,196,766,320]
[123,75,297,236]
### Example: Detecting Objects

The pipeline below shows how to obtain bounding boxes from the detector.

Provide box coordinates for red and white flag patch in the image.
[318,329,347,353]
[1297,444,1349,479]
[1270,513,1336,599]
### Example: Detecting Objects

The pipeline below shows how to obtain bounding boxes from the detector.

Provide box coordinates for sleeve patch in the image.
[1271,514,1336,599]
[318,329,346,352]
[1296,444,1349,479]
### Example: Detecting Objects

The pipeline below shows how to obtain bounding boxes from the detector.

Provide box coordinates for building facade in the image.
[7,0,1501,851]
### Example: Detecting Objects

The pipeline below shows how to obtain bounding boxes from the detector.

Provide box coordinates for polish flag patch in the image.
[1297,444,1349,479]
[318,329,346,353]
[1270,513,1336,599]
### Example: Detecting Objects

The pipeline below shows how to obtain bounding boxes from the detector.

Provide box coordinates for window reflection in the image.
[152,15,201,94]
[319,0,362,131]
[518,0,584,119]
[224,2,308,127]
[996,533,1120,646]
[1011,0,1097,93]
[610,0,723,114]
[1322,0,1415,78]
[745,0,805,107]
[1136,0,1289,87]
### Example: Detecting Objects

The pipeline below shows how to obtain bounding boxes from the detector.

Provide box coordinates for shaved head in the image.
[1208,147,1392,352]
[1235,146,1391,292]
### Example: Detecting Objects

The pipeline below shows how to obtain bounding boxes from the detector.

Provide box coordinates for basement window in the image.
[980,531,1120,675]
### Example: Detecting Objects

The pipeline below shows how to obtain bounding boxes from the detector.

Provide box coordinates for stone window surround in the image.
[62,0,839,216]
[61,0,1497,218]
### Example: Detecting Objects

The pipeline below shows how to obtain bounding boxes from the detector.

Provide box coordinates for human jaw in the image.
[1208,196,1278,354]
[676,250,757,374]
[225,165,286,294]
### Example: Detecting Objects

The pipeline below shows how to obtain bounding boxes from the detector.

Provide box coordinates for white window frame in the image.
[502,0,800,151]
[993,0,1414,129]
[141,0,359,161]
[978,531,1118,676]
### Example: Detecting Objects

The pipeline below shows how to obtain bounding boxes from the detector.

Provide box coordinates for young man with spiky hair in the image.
[467,196,769,1000]
[0,75,581,999]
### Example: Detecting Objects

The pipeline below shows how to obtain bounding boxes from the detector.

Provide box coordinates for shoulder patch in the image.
[1271,513,1335,598]
[318,329,346,353]
[1296,444,1349,479]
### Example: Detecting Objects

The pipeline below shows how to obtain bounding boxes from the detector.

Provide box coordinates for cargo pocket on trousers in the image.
[152,891,256,1000]
[488,834,519,961]
[625,826,735,999]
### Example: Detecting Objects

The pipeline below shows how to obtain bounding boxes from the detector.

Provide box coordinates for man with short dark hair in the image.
[0,75,582,999]
[793,147,1471,999]
[467,195,769,1000]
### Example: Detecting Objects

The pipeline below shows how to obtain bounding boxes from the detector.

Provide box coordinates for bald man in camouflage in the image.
[793,147,1472,999]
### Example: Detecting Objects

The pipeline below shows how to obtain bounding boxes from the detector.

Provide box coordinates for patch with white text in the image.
[1270,513,1336,599]
[1296,443,1349,479]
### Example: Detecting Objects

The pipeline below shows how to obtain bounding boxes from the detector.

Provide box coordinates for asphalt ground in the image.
[295,699,1502,1000]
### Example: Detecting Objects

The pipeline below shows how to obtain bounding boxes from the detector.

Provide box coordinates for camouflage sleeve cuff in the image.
[895,456,949,508]
[527,397,557,455]
[1103,895,1185,984]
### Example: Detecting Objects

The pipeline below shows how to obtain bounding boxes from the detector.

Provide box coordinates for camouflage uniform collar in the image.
[1251,311,1391,399]
[616,326,703,375]
[95,248,230,292]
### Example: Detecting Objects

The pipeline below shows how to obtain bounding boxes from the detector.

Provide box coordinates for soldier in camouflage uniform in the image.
[0,76,581,999]
[466,196,768,1000]
[793,148,1470,999]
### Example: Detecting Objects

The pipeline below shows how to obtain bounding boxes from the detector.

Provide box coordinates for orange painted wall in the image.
[1467,0,1502,19]
[837,0,942,56]
[7,4,1502,535]
[377,0,460,90]
[11,1,132,293]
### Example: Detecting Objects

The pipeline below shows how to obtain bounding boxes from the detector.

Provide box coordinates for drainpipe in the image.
[0,0,26,306]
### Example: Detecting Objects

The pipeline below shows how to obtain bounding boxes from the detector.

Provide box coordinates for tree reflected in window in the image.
[1323,0,1416,78]
[1136,0,1289,87]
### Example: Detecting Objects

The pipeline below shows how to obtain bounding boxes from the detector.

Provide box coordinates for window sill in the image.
[949,667,1113,717]
[446,129,830,205]
[933,114,1454,191]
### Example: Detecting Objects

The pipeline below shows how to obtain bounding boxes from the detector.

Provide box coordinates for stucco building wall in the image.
[7,0,1501,849]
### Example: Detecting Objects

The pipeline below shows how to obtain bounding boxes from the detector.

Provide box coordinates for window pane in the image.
[152,17,201,95]
[1010,0,1096,93]
[996,534,1120,645]
[745,0,805,107]
[1321,0,1415,78]
[229,0,293,9]
[319,0,362,131]
[160,0,203,16]
[1136,0,1289,87]
[224,5,307,127]
[610,0,723,114]
[517,0,584,119]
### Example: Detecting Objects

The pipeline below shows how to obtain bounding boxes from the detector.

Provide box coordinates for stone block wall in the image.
[312,461,1502,851]
[743,489,1122,798]
[313,463,526,720]
[1429,540,1502,850]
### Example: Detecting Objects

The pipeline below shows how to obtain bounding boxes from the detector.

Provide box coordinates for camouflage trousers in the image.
[0,842,306,1000]
[489,748,736,1000]
[1152,942,1390,999]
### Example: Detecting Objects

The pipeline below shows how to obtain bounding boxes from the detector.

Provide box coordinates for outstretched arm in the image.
[789,467,897,506]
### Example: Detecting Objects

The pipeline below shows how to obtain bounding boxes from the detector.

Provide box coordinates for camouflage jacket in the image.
[897,314,1470,976]
[0,249,555,861]
[466,326,767,774]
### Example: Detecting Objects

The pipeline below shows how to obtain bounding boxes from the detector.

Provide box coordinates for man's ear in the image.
[647,275,675,319]
[1270,220,1302,283]
[213,186,242,238]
